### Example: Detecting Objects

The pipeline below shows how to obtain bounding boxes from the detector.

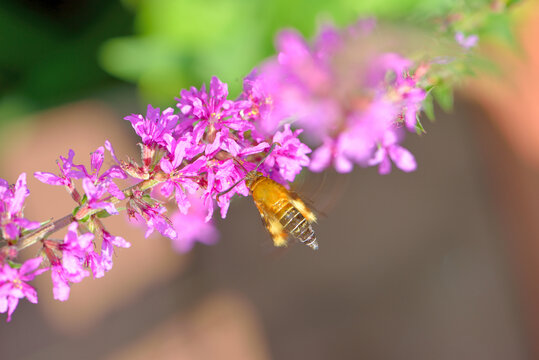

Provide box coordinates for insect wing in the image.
[253,200,289,247]
[287,191,317,223]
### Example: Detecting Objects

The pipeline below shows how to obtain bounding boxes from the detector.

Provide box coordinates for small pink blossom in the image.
[101,229,130,273]
[176,76,253,144]
[82,178,120,216]
[367,129,416,174]
[455,32,479,50]
[202,159,250,221]
[169,195,218,253]
[129,198,177,240]
[160,153,205,214]
[83,144,127,183]
[0,257,46,321]
[34,149,85,187]
[124,105,179,147]
[263,125,311,182]
[51,222,95,301]
[0,173,40,240]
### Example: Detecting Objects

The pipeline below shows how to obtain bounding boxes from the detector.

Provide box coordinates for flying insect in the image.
[218,144,318,250]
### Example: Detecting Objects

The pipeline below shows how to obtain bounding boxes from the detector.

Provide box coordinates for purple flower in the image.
[160,150,205,215]
[35,145,126,204]
[348,17,377,36]
[169,195,219,253]
[84,250,104,279]
[143,205,177,239]
[263,125,311,182]
[367,129,416,174]
[309,137,353,173]
[100,229,130,273]
[71,143,128,208]
[253,19,432,175]
[253,29,336,139]
[309,98,397,173]
[124,105,179,147]
[162,132,204,162]
[314,23,343,61]
[177,77,232,120]
[204,127,243,157]
[129,199,177,240]
[176,76,253,144]
[365,53,412,88]
[276,29,332,90]
[82,178,119,216]
[50,264,74,302]
[202,159,249,221]
[34,149,85,187]
[85,144,127,183]
[238,69,284,136]
[397,78,426,132]
[455,32,479,50]
[0,257,46,321]
[0,173,40,240]
[238,142,271,157]
[51,222,95,301]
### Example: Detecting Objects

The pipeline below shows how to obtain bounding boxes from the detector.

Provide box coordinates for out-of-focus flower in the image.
[455,32,479,49]
[367,128,417,175]
[249,21,427,174]
[0,257,46,322]
[169,195,219,253]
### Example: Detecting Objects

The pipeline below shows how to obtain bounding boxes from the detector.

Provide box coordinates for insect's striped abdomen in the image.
[274,199,318,250]
[248,173,318,250]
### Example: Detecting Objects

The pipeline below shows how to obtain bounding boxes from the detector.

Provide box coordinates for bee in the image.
[218,144,318,250]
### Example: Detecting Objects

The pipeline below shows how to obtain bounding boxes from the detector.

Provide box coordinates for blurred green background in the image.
[1,0,509,123]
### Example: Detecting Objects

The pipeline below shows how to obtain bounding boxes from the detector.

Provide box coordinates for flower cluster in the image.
[0,175,45,321]
[122,75,311,225]
[0,72,312,321]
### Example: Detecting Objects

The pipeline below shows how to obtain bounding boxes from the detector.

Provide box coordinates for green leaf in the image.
[421,93,435,121]
[433,84,454,112]
[7,260,22,269]
[482,12,517,46]
[415,115,426,135]
[72,206,81,217]
[78,214,91,223]
[96,209,113,218]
